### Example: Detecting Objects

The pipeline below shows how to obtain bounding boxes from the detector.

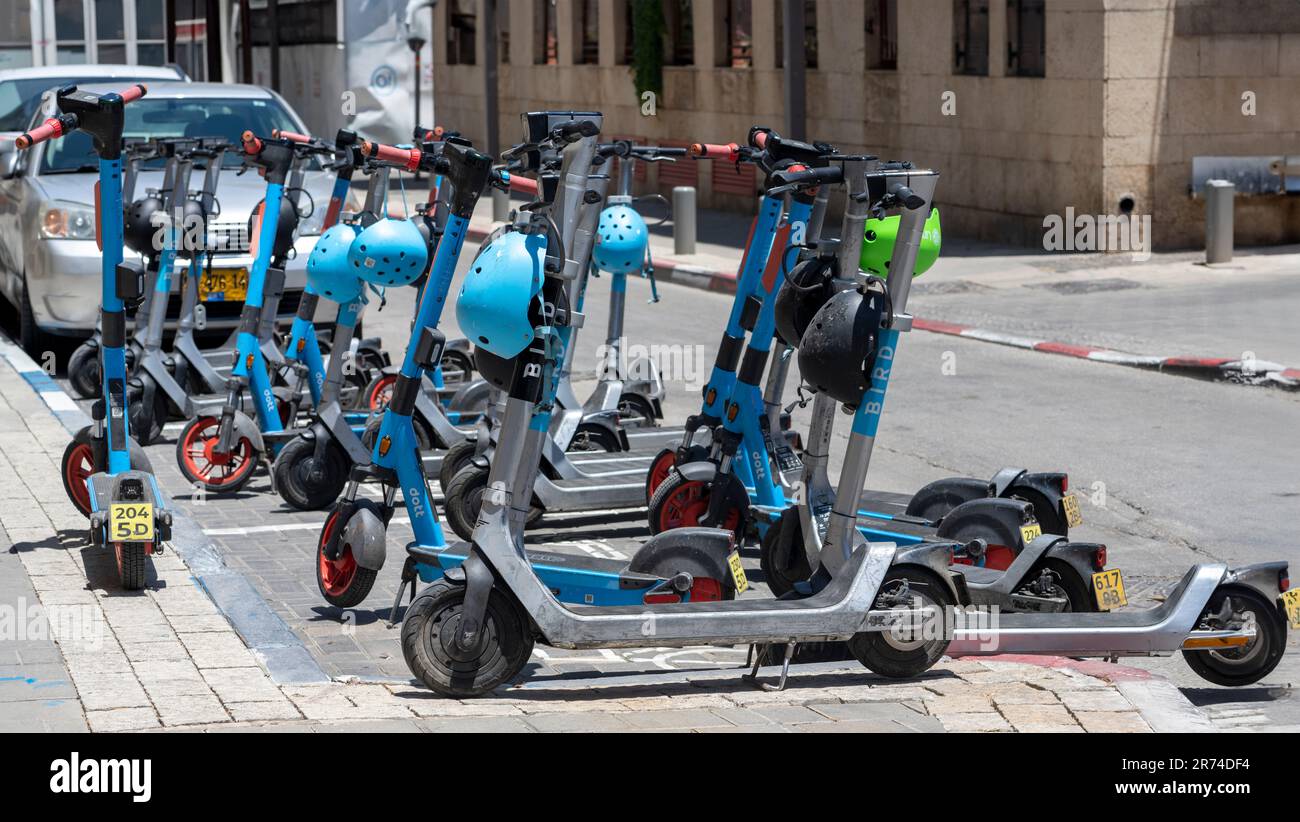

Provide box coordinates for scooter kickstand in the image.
[387,558,418,628]
[742,642,797,692]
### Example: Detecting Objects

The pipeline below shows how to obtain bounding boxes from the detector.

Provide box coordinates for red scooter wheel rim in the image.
[367,375,396,412]
[655,479,742,533]
[317,511,358,596]
[180,418,256,488]
[64,441,95,515]
[646,450,676,503]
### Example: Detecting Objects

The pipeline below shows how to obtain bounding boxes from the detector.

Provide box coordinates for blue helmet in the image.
[346,217,429,288]
[592,204,648,274]
[456,230,546,359]
[306,223,363,303]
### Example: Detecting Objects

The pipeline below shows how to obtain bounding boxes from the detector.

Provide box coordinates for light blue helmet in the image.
[346,217,429,288]
[592,204,648,274]
[456,230,546,359]
[306,223,363,303]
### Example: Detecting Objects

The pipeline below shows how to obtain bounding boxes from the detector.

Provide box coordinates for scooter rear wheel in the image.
[67,342,101,399]
[61,427,154,517]
[567,422,620,453]
[316,505,381,608]
[363,374,397,412]
[617,394,658,428]
[647,468,748,542]
[440,349,475,384]
[128,382,169,446]
[1182,586,1286,687]
[438,439,478,491]
[176,416,258,494]
[401,578,533,697]
[849,567,954,679]
[115,541,148,590]
[275,435,350,511]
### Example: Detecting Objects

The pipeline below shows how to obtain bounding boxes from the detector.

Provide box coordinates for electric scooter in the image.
[397,113,965,696]
[34,84,173,589]
[437,133,818,539]
[768,163,1294,687]
[173,131,339,494]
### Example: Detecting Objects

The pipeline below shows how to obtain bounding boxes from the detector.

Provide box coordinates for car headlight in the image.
[40,201,97,240]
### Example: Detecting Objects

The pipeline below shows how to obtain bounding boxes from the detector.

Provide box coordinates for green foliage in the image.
[631,0,665,99]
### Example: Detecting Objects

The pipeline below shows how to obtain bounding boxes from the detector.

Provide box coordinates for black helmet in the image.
[796,283,890,409]
[773,245,838,348]
[248,196,300,260]
[123,192,164,255]
[175,197,208,256]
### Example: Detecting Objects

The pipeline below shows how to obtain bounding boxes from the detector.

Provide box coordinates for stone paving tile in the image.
[155,693,231,726]
[85,707,161,732]
[1073,711,1152,733]
[750,704,834,725]
[1059,689,1137,713]
[523,710,636,733]
[225,699,303,722]
[936,711,1015,732]
[998,702,1079,732]
[419,715,535,733]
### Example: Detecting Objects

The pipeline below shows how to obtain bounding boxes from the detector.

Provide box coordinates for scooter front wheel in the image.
[647,468,748,542]
[444,465,543,541]
[176,416,258,494]
[849,567,954,679]
[1182,586,1286,687]
[61,427,154,517]
[275,435,350,511]
[316,504,381,607]
[363,373,397,413]
[644,445,709,505]
[127,381,169,446]
[67,342,101,399]
[401,577,533,698]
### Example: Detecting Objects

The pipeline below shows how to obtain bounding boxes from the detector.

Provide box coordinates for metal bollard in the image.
[492,189,510,222]
[673,186,696,255]
[1204,179,1234,264]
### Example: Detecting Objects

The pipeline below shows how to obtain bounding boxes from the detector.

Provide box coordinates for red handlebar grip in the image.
[510,175,538,195]
[118,83,147,104]
[689,142,740,161]
[242,130,264,155]
[273,129,311,144]
[751,130,770,149]
[15,116,70,149]
[361,140,421,172]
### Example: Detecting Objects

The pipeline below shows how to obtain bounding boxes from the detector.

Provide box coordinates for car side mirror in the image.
[0,147,19,180]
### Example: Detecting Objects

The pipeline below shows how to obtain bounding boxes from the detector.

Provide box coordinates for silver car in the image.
[0,80,345,353]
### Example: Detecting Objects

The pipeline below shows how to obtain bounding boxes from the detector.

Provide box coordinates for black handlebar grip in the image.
[891,184,926,210]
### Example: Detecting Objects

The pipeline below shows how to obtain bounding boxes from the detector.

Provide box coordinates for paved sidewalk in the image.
[0,334,1215,733]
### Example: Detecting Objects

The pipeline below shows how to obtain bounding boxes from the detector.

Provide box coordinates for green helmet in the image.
[859,207,942,278]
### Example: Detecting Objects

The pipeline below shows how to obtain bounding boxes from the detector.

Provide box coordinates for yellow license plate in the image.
[1282,589,1300,630]
[108,502,154,543]
[727,550,749,595]
[1092,568,1128,611]
[198,267,249,302]
[1020,523,1042,544]
[1062,493,1083,528]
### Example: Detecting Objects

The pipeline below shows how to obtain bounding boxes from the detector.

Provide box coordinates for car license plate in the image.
[1282,589,1300,630]
[727,550,749,594]
[1020,523,1042,544]
[108,502,154,543]
[1062,493,1083,528]
[1092,568,1128,611]
[198,267,249,302]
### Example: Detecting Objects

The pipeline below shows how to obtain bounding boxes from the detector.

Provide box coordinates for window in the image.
[1007,0,1045,77]
[0,0,33,70]
[579,0,598,64]
[953,0,989,75]
[447,0,476,65]
[135,0,167,63]
[775,0,817,70]
[866,0,896,70]
[96,0,127,62]
[724,0,751,67]
[621,2,633,64]
[55,0,87,63]
[246,0,337,46]
[665,0,693,66]
[536,0,557,65]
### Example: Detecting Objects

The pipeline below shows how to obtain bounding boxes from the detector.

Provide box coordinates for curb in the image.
[472,219,1300,390]
[0,337,330,686]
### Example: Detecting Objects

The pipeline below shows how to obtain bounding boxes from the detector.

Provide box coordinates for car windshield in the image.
[0,76,166,132]
[40,96,301,173]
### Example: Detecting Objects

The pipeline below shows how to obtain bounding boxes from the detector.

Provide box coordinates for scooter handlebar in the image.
[118,83,147,104]
[689,142,742,161]
[508,174,538,195]
[765,164,842,195]
[15,114,78,149]
[272,128,311,144]
[360,140,422,172]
